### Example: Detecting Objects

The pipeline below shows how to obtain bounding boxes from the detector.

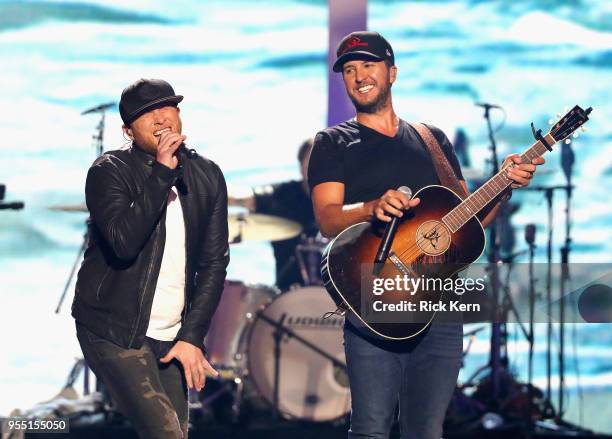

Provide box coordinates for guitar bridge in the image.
[388,251,413,277]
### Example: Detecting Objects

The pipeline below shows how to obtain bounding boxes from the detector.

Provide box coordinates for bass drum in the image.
[205,280,279,373]
[246,286,350,421]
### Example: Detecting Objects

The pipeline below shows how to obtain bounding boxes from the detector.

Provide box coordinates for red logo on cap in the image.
[341,36,369,55]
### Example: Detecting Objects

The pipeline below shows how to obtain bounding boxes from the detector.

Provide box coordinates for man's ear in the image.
[390,65,398,85]
[122,124,134,140]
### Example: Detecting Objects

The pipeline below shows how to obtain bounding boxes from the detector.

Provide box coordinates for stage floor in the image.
[24,421,612,439]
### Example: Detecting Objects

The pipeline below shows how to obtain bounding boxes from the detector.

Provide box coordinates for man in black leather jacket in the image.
[72,78,229,438]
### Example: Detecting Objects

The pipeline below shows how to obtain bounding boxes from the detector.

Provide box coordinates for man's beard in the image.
[350,83,391,114]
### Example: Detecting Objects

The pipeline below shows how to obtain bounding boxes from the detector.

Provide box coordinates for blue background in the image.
[0,0,610,432]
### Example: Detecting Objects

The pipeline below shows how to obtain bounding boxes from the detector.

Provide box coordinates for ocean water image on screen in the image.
[0,0,610,433]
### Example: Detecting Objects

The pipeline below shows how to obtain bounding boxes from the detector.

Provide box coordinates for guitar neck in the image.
[442,133,556,233]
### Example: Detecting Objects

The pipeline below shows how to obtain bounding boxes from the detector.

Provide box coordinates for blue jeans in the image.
[344,322,462,439]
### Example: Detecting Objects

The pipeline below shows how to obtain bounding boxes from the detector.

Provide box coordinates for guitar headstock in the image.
[548,105,592,144]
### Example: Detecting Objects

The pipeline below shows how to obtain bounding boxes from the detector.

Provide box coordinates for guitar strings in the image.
[394,222,446,262]
[394,177,511,261]
[388,115,576,267]
[395,216,467,263]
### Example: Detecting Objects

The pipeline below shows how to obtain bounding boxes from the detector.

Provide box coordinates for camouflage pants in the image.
[76,322,188,438]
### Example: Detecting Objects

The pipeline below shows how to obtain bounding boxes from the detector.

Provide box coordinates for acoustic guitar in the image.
[321,105,592,340]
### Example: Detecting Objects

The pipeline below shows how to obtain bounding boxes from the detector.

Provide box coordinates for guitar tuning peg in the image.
[556,113,562,118]
[548,119,554,125]
[565,138,572,144]
[564,106,569,112]
[581,126,587,132]
[573,132,579,138]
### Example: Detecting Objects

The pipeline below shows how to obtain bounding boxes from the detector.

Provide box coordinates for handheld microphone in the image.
[174,144,198,194]
[178,143,198,160]
[374,186,412,265]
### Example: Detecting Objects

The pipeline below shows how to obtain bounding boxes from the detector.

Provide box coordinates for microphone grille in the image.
[398,186,412,198]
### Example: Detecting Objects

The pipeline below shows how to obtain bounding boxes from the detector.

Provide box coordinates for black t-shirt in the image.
[308,119,463,201]
[254,180,317,291]
[307,118,464,346]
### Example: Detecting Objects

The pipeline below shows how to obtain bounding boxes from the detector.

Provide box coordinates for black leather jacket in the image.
[72,144,229,351]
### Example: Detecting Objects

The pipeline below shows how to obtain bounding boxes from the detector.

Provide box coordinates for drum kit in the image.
[205,213,349,423]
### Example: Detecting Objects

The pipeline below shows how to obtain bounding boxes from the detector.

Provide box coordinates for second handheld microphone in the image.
[374,186,412,265]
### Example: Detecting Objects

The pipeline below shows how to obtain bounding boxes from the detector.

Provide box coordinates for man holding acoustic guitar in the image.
[308,31,545,439]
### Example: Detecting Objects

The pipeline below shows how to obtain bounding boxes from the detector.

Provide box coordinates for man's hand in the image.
[503,154,545,189]
[160,340,218,391]
[156,131,186,170]
[371,189,420,222]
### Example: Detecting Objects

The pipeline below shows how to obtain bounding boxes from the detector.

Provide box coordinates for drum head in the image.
[246,286,349,421]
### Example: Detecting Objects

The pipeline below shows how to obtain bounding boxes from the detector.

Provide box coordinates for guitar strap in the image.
[409,122,468,200]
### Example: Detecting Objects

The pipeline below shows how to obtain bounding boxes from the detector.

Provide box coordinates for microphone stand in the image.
[525,225,537,437]
[482,103,504,409]
[558,141,574,419]
[545,187,554,412]
[55,103,114,314]
[523,184,573,421]
[54,102,114,409]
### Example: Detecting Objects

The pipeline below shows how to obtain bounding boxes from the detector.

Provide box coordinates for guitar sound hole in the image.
[416,220,451,256]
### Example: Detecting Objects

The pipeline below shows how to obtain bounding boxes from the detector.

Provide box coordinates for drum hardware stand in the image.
[544,186,554,416]
[277,254,298,288]
[558,137,575,419]
[255,311,347,419]
[230,377,245,424]
[477,104,546,419]
[295,239,314,286]
[479,101,507,411]
[272,313,286,420]
[295,235,326,286]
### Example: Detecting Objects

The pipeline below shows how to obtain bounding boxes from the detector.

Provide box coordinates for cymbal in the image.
[48,203,88,212]
[228,213,302,243]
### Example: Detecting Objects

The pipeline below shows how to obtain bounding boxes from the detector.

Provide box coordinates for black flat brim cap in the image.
[119,78,184,125]
[332,52,384,72]
[123,95,183,125]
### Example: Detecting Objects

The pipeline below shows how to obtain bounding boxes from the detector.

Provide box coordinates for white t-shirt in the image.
[146,187,186,341]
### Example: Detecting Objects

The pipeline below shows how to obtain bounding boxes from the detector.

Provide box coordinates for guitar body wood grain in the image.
[321,185,486,340]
